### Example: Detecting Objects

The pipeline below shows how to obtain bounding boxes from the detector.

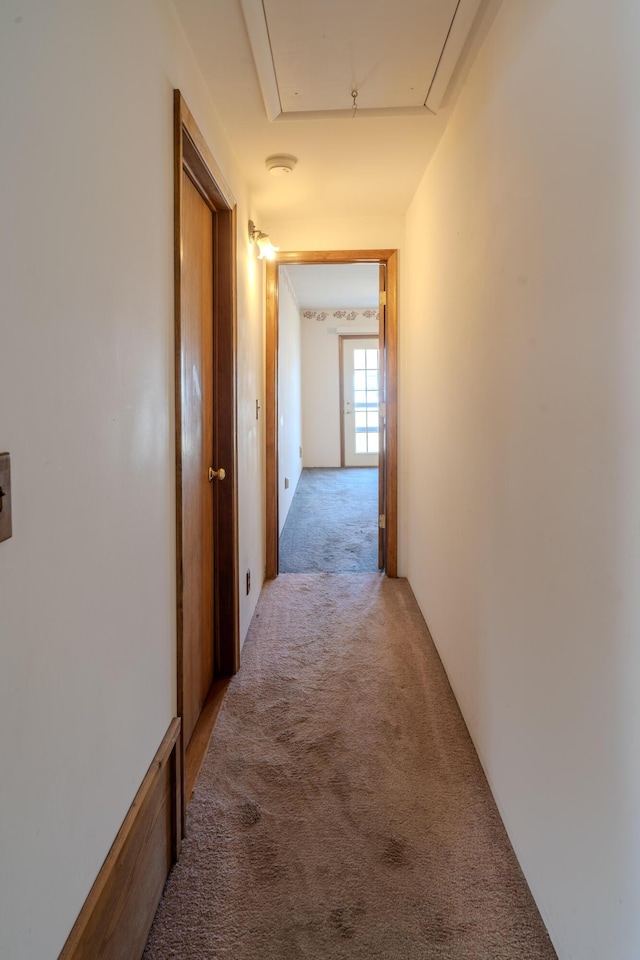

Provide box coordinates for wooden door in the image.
[175,92,240,824]
[180,170,215,747]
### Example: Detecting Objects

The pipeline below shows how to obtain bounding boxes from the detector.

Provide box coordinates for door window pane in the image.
[354,370,367,392]
[350,344,380,455]
[354,349,367,369]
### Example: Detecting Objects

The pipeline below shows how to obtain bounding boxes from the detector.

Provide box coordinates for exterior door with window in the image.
[341,336,380,467]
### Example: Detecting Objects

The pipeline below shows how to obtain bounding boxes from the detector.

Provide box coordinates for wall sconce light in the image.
[248,220,279,260]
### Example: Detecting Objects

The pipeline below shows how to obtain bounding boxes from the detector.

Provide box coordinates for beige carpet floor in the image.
[144,574,557,959]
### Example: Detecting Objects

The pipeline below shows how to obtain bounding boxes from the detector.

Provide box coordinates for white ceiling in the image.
[171,0,498,221]
[284,263,380,309]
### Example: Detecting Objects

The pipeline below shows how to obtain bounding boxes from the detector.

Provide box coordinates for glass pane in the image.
[353,349,367,369]
[354,370,366,392]
[369,433,380,454]
[367,371,379,391]
[355,412,367,429]
[366,349,378,368]
[355,434,367,453]
[367,412,378,428]
[368,390,379,406]
[354,390,367,407]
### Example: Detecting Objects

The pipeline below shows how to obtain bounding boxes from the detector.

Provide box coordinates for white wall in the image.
[278,268,303,530]
[301,311,379,467]
[0,2,264,958]
[264,215,404,258]
[403,2,640,958]
[301,314,341,467]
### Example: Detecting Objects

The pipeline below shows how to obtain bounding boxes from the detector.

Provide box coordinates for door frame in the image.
[174,92,240,815]
[265,249,398,578]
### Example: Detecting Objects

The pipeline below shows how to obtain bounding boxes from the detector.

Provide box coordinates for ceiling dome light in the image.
[265,154,298,176]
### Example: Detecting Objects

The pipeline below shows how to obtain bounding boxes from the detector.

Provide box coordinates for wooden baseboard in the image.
[58,718,182,960]
[185,677,230,802]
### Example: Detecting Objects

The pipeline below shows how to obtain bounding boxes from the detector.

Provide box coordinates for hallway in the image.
[6,4,639,958]
[143,574,556,959]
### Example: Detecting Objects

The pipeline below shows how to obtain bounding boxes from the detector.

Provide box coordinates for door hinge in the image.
[379,291,387,306]
[378,514,386,529]
[379,402,386,418]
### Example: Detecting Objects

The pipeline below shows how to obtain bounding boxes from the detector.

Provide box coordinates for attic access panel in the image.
[239,0,484,120]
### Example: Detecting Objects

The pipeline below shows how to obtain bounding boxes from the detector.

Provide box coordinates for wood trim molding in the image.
[185,678,230,802]
[265,259,279,579]
[378,264,386,571]
[174,90,240,808]
[339,336,346,467]
[175,95,235,211]
[58,719,182,960]
[213,203,240,679]
[265,249,399,579]
[385,251,398,578]
[275,249,396,266]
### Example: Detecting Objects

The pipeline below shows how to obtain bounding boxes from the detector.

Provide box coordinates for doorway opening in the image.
[265,250,398,579]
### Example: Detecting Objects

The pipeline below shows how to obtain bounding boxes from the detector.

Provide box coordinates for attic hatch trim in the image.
[239,0,484,121]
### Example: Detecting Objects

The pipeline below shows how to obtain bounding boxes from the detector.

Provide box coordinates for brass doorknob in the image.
[208,467,226,481]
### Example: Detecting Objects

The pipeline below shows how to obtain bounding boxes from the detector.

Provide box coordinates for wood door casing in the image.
[180,170,215,747]
[265,250,398,579]
[378,263,386,570]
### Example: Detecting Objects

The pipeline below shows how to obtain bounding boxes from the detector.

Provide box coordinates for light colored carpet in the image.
[279,468,378,572]
[144,574,557,960]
